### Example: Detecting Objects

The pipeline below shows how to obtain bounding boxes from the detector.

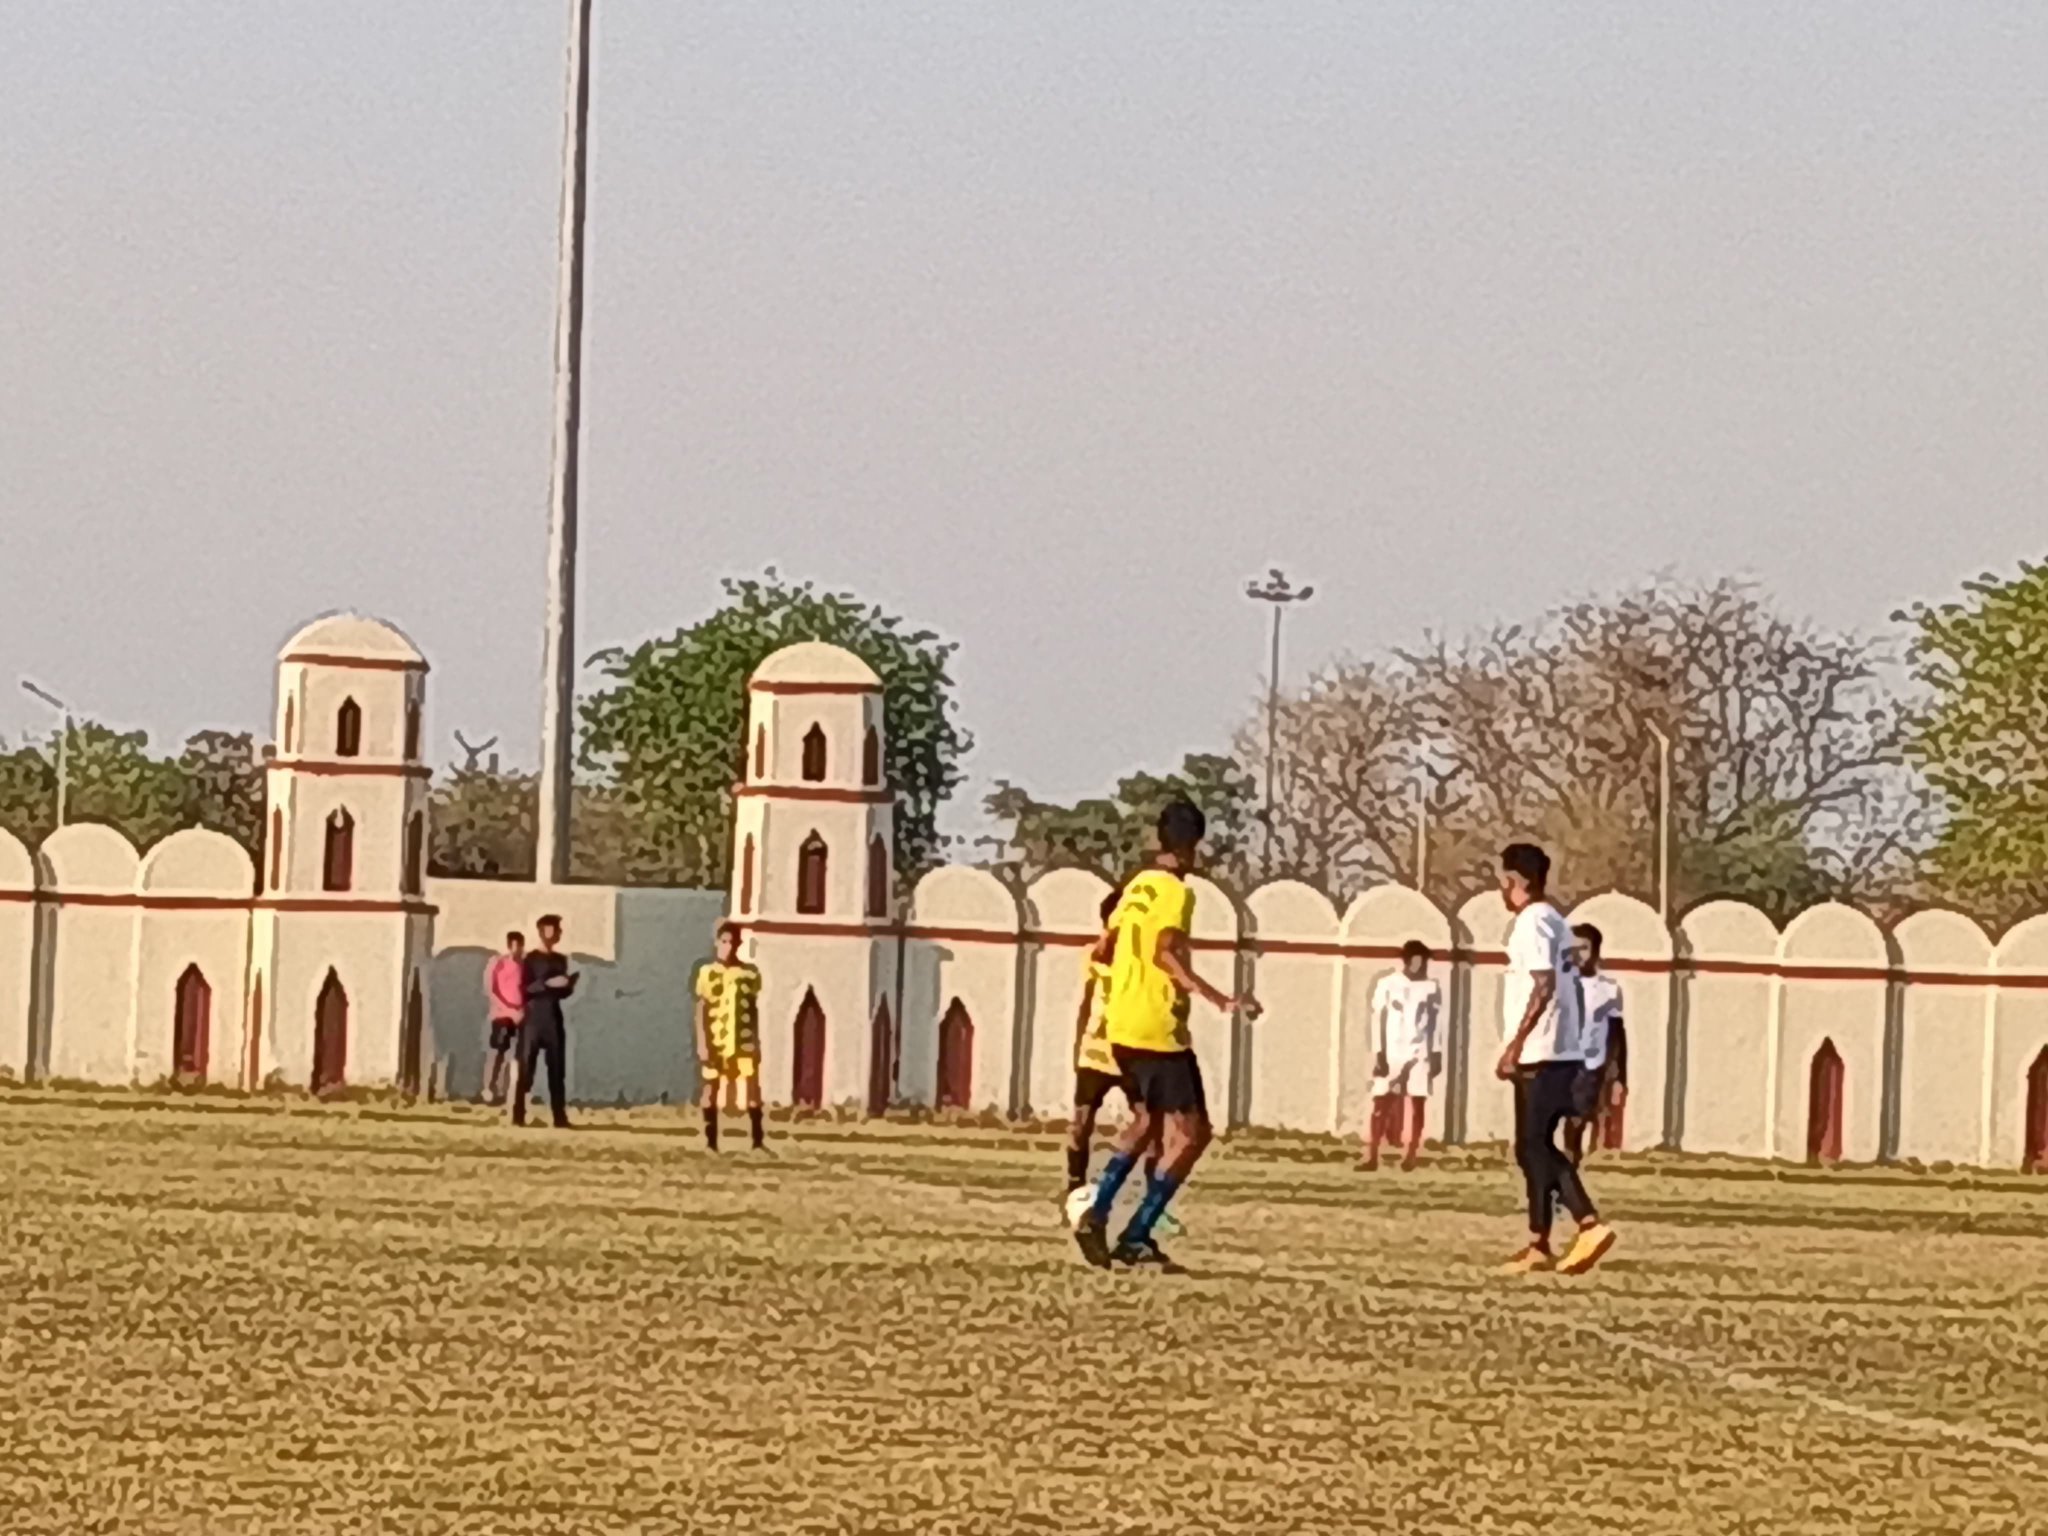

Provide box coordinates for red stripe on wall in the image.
[280,652,427,674]
[0,890,435,916]
[269,758,431,780]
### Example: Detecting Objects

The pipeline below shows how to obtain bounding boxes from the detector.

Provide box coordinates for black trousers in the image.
[1513,1062,1595,1240]
[513,1021,569,1126]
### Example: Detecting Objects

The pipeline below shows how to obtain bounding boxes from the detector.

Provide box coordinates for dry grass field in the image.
[2,1093,2046,1535]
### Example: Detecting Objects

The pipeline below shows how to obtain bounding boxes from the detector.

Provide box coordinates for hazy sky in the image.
[4,3,2044,836]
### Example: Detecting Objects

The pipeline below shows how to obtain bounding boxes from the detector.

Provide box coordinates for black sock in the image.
[1066,1142,1090,1189]
[748,1105,764,1148]
[702,1107,719,1150]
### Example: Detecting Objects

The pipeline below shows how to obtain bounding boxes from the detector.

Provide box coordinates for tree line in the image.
[3,562,2045,930]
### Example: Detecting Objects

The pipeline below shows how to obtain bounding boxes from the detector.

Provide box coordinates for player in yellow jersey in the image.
[1064,887,1169,1222]
[1073,801,1259,1271]
[694,923,766,1152]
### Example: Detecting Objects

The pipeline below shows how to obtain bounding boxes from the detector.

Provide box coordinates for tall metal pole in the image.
[536,0,595,885]
[1244,570,1314,879]
[20,681,71,829]
[1648,723,1671,920]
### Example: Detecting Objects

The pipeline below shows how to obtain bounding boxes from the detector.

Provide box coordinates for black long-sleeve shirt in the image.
[521,951,576,1032]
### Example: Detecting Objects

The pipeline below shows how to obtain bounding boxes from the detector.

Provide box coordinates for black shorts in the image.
[1569,1067,1604,1120]
[1113,1046,1207,1117]
[490,1022,519,1053]
[1073,1068,1123,1113]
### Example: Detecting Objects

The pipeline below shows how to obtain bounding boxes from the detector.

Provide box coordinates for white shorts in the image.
[1372,1058,1433,1099]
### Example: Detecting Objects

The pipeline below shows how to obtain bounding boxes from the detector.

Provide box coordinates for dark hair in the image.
[505,930,523,947]
[1401,940,1431,963]
[1572,922,1603,957]
[1499,843,1550,890]
[537,913,563,931]
[1157,799,1206,851]
[716,921,742,942]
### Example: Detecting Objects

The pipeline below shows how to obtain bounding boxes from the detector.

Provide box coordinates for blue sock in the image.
[1088,1151,1139,1222]
[1119,1171,1185,1247]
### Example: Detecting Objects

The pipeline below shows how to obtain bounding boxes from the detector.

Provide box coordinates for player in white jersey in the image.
[1362,940,1441,1171]
[1565,923,1628,1167]
[1495,843,1615,1277]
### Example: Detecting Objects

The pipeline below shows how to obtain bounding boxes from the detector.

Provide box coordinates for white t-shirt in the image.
[1372,973,1441,1064]
[1501,901,1583,1065]
[1581,972,1623,1070]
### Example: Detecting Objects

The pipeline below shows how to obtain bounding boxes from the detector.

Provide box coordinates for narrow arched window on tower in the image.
[801,724,828,782]
[797,833,829,915]
[323,808,355,892]
[404,697,422,762]
[335,698,362,758]
[403,812,424,896]
[866,835,888,918]
[740,834,756,915]
[283,696,296,754]
[753,725,768,780]
[268,809,284,890]
[862,726,881,787]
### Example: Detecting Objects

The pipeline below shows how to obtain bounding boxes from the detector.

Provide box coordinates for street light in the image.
[536,0,596,886]
[1647,722,1672,921]
[20,679,73,829]
[1244,569,1314,877]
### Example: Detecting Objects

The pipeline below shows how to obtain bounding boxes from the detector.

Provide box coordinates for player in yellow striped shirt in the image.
[1073,801,1259,1271]
[695,923,765,1152]
[1065,887,1166,1215]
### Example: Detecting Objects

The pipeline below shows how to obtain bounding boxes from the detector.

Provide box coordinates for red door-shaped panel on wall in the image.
[173,965,210,1081]
[791,989,826,1110]
[936,999,974,1111]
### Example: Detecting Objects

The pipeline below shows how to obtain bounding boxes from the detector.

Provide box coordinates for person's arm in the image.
[1155,929,1258,1017]
[1427,983,1444,1076]
[522,958,551,1001]
[1610,1015,1629,1101]
[1370,982,1390,1075]
[1073,975,1096,1054]
[1496,971,1556,1078]
[693,994,711,1067]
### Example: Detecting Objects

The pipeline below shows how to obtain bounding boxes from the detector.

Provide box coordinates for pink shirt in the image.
[487,955,525,1022]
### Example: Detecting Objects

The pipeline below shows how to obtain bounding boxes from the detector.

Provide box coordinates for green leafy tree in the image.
[1900,560,2048,926]
[178,730,266,860]
[0,741,58,848]
[429,765,538,880]
[579,571,972,889]
[981,753,1258,891]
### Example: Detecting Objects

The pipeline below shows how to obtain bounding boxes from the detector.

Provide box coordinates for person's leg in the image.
[1116,1056,1210,1253]
[1512,1068,1556,1252]
[1363,1092,1388,1170]
[544,1029,570,1127]
[1066,1100,1099,1192]
[510,1028,538,1126]
[1539,1065,1596,1227]
[1401,1095,1426,1169]
[701,1067,721,1151]
[745,1066,765,1149]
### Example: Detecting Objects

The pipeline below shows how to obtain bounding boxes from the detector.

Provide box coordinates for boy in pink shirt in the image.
[484,932,525,1105]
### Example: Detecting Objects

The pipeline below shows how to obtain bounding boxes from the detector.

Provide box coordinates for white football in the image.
[1064,1183,1097,1229]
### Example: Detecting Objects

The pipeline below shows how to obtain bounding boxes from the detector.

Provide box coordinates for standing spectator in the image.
[513,914,577,1129]
[483,931,525,1106]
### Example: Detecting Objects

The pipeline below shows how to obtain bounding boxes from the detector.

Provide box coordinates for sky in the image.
[3,3,2045,841]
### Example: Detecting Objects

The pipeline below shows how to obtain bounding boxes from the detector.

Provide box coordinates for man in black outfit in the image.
[513,913,577,1129]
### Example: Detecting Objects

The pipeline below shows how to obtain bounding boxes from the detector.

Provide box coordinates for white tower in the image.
[730,642,900,1112]
[246,614,434,1094]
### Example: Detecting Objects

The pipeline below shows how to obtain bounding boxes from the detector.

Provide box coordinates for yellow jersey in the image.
[1101,868,1196,1053]
[695,961,761,1059]
[1075,958,1118,1076]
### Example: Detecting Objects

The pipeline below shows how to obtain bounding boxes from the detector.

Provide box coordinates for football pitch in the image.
[2,1096,2045,1535]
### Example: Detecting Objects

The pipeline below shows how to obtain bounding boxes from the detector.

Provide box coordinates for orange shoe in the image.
[1498,1245,1554,1276]
[1558,1222,1617,1276]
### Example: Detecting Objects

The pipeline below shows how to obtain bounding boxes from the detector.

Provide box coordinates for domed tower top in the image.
[748,641,880,694]
[279,612,428,672]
